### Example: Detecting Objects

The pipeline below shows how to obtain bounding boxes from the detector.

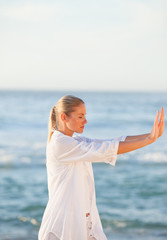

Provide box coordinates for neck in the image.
[57,127,74,137]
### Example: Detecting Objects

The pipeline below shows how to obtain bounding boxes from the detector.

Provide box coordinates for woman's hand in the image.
[118,108,165,155]
[158,107,165,138]
[148,107,165,143]
[148,111,159,143]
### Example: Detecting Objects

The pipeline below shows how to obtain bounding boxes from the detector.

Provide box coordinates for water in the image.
[0,90,167,240]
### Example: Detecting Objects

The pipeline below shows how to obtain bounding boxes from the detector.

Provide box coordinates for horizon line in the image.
[0,88,167,93]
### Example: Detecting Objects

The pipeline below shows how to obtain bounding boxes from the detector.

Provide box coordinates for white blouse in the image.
[38,130,126,240]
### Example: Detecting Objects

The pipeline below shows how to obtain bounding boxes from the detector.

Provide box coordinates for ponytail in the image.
[48,106,57,143]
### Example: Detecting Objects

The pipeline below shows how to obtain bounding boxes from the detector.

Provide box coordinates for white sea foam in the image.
[21,157,31,163]
[119,150,167,163]
[0,149,15,163]
[138,152,167,163]
[18,216,40,226]
[112,220,127,228]
[33,142,46,149]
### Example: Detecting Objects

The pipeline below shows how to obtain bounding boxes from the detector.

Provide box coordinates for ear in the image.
[60,113,67,122]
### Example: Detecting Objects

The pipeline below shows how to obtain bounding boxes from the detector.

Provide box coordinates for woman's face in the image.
[65,103,87,135]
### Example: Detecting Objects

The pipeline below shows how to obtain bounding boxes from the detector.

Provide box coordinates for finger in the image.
[158,107,164,127]
[160,107,163,120]
[156,111,160,132]
[161,107,164,120]
[155,110,159,124]
[158,119,163,128]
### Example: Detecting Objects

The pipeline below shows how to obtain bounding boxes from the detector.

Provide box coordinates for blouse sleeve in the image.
[49,134,126,166]
[76,135,127,144]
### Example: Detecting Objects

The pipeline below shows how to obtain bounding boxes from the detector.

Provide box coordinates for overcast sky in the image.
[0,0,166,91]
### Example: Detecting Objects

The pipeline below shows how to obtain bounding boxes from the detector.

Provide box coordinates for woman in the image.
[38,95,164,240]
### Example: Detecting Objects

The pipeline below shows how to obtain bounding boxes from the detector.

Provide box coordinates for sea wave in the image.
[18,216,40,226]
[119,151,167,163]
[0,149,15,163]
[136,152,167,163]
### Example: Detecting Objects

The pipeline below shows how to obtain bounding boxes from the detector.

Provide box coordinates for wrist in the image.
[147,135,154,144]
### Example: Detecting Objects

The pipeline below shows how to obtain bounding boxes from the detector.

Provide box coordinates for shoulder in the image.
[51,131,90,144]
[73,134,92,143]
[49,131,79,150]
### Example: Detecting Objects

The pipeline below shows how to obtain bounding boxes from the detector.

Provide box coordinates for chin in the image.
[76,129,84,133]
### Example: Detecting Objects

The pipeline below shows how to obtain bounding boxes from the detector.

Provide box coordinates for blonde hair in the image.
[48,95,84,142]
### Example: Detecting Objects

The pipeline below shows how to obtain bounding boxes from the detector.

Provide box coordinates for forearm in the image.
[125,133,150,141]
[118,137,152,154]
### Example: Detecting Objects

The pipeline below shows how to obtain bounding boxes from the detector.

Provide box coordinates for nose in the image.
[84,118,88,124]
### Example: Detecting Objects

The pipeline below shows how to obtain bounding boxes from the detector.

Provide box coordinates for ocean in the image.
[0,90,167,240]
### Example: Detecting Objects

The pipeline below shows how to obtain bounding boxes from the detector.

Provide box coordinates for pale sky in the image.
[0,0,167,91]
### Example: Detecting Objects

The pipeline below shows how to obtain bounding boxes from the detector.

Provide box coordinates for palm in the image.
[150,107,165,142]
[149,111,159,142]
[158,107,165,137]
